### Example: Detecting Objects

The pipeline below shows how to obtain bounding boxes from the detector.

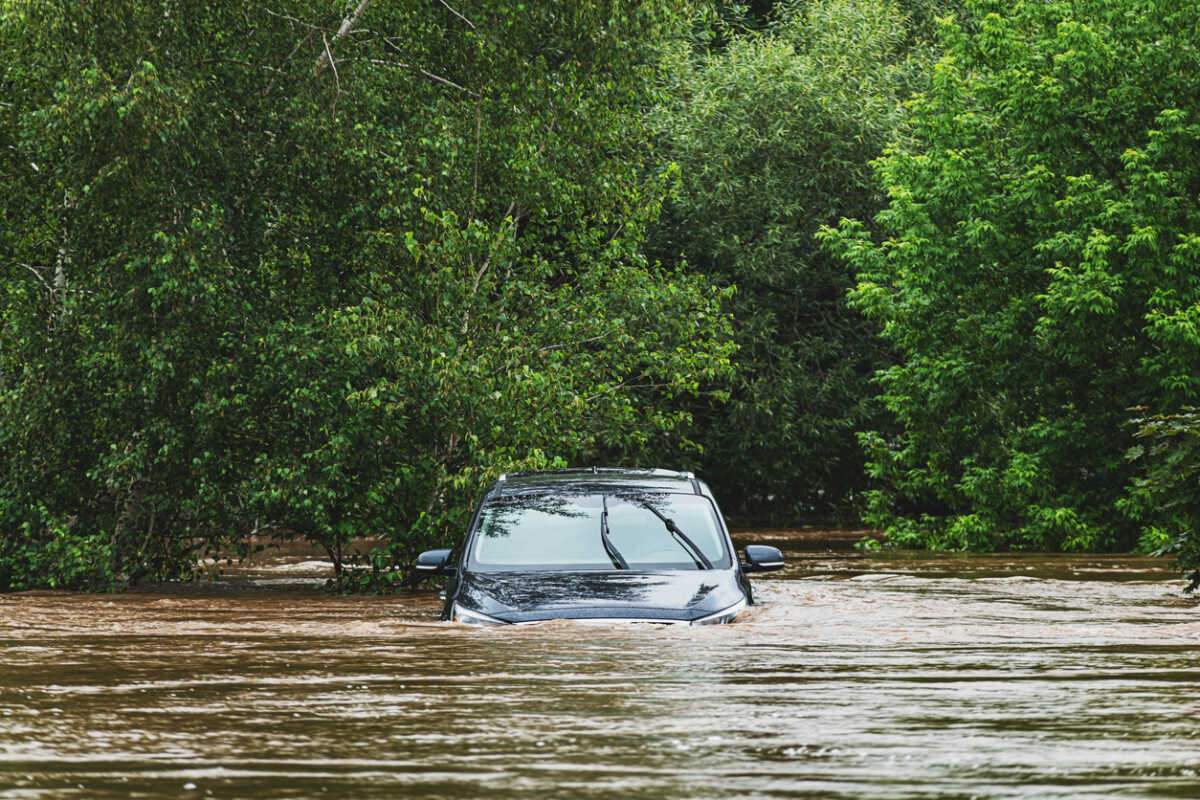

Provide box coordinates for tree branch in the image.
[472,92,483,212]
[19,263,55,296]
[314,0,372,74]
[382,37,476,96]
[437,0,476,30]
[537,333,611,353]
[583,382,671,403]
[460,201,518,335]
[265,29,316,93]
[321,31,343,119]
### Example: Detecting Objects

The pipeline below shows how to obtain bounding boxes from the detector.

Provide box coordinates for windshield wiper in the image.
[637,501,714,570]
[601,495,629,569]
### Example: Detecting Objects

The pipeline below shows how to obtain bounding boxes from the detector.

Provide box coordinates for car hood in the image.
[453,568,747,623]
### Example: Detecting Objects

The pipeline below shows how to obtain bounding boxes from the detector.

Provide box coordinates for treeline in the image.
[2,0,1198,591]
[820,0,1200,588]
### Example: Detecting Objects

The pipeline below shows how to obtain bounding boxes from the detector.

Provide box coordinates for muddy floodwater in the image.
[3,531,1198,799]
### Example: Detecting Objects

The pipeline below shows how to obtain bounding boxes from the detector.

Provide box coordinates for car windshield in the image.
[468,491,731,570]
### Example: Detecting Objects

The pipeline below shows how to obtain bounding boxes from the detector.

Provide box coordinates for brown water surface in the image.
[2,532,1198,798]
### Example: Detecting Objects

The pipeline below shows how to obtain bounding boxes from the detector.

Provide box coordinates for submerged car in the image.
[415,468,784,625]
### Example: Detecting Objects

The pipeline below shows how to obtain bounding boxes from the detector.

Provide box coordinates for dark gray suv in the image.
[415,468,784,625]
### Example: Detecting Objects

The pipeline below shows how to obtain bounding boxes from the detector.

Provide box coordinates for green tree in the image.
[1125,410,1200,590]
[820,0,1200,555]
[0,0,734,591]
[648,0,914,520]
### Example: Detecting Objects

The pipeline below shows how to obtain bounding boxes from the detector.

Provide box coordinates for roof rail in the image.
[499,467,695,480]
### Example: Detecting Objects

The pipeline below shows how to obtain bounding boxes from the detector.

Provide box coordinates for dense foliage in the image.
[1126,410,1200,590]
[820,0,1200,560]
[648,0,914,521]
[5,0,1200,591]
[0,0,734,590]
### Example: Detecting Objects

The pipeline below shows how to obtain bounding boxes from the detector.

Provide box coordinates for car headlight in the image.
[691,598,747,625]
[451,604,508,625]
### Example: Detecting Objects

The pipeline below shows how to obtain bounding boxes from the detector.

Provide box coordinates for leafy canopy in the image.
[0,0,734,590]
[819,0,1200,555]
[649,0,914,521]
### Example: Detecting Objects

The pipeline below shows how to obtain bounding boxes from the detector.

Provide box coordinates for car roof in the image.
[491,468,704,497]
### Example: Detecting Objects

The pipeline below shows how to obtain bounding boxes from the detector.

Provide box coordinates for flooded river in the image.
[2,531,1198,798]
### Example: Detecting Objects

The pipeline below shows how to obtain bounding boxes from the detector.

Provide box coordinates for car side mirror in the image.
[742,544,784,573]
[415,548,455,575]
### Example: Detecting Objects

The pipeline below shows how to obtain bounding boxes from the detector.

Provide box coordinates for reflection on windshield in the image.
[469,492,730,570]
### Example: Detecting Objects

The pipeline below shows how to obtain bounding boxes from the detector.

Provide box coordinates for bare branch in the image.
[264,7,323,30]
[537,333,611,353]
[321,31,343,119]
[19,263,55,295]
[472,92,483,211]
[438,0,476,29]
[382,37,476,95]
[415,66,472,95]
[314,0,372,74]
[322,32,337,83]
[248,520,290,538]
